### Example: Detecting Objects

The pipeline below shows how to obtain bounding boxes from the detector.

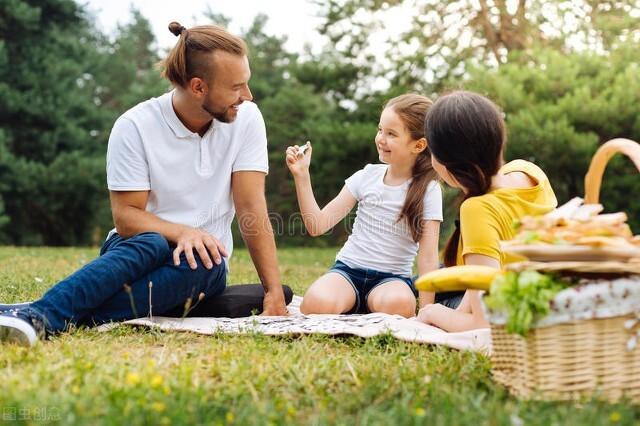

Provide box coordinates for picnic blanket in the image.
[100,296,491,353]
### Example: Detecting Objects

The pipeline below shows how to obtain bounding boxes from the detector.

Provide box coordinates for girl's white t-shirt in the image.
[335,164,443,277]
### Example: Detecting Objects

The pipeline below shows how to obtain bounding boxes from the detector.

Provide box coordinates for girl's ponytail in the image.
[399,153,438,242]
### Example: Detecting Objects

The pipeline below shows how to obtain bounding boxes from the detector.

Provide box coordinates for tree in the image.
[315,0,640,95]
[0,0,107,244]
[0,2,169,245]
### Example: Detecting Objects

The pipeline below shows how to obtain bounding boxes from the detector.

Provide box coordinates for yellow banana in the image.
[415,265,502,292]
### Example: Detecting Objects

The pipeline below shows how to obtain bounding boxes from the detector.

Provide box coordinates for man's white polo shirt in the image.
[106,90,269,260]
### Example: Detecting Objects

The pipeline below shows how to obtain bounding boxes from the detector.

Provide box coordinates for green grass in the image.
[0,246,638,425]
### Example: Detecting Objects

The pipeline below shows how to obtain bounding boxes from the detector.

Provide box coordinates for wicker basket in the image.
[490,138,640,403]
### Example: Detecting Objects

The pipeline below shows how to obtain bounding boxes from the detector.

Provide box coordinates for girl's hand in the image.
[285,143,312,177]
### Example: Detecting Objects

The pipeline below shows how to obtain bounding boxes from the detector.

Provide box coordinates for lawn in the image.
[0,246,637,425]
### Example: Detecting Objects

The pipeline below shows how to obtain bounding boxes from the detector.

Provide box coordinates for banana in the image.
[415,265,502,292]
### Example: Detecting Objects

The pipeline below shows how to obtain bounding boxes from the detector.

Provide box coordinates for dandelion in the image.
[286,405,296,417]
[610,412,621,422]
[225,412,235,423]
[125,372,141,386]
[151,402,166,413]
[151,374,164,388]
[415,407,426,417]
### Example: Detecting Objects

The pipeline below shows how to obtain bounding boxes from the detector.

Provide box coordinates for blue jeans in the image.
[329,260,416,314]
[17,232,227,334]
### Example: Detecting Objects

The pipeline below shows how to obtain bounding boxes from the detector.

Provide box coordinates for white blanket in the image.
[101,296,491,353]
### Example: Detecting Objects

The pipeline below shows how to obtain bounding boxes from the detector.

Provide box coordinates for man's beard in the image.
[201,100,237,123]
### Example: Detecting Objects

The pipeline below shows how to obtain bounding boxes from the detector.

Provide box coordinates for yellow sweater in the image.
[456,160,558,266]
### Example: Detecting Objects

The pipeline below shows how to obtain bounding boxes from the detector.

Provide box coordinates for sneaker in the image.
[0,312,38,347]
[0,302,31,313]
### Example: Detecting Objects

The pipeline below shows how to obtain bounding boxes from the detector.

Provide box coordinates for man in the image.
[0,22,288,346]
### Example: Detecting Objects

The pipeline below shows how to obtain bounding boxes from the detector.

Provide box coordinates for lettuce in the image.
[484,271,567,336]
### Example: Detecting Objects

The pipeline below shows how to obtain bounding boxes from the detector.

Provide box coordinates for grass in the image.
[0,246,638,425]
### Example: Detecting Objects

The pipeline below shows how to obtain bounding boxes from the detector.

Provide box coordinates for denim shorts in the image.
[328,260,416,314]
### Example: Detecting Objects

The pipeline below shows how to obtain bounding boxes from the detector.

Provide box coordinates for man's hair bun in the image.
[168,22,187,37]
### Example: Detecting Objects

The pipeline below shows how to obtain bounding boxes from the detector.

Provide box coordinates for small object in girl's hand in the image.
[297,141,311,158]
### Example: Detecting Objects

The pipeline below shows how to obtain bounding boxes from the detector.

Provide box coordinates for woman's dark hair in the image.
[424,90,506,266]
[385,94,439,242]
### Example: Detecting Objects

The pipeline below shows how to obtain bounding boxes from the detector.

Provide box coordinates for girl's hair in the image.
[424,90,506,266]
[160,22,247,88]
[385,94,438,242]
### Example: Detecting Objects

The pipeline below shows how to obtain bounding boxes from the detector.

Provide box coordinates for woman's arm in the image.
[286,145,357,236]
[417,253,498,331]
[416,220,441,308]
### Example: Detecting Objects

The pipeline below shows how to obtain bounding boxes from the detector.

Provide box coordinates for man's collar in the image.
[160,90,197,139]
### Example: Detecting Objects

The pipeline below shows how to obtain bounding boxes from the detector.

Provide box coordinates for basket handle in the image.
[584,138,640,204]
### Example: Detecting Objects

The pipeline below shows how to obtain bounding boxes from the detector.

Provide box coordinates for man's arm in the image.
[110,191,227,270]
[231,171,287,315]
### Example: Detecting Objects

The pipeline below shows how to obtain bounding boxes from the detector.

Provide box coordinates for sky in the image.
[81,0,326,54]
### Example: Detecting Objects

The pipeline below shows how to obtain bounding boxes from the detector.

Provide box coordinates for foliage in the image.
[0,1,166,245]
[314,0,640,95]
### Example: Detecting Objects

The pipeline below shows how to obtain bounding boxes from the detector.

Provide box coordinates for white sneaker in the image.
[0,314,38,347]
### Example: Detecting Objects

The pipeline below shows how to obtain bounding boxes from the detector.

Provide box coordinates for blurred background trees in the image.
[1,0,639,247]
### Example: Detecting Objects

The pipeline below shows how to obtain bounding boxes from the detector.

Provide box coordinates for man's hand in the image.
[261,289,288,316]
[173,226,228,270]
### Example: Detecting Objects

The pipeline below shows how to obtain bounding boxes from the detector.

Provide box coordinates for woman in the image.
[417,91,558,331]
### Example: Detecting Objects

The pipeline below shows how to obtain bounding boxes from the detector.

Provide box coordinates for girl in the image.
[285,94,442,318]
[417,90,558,331]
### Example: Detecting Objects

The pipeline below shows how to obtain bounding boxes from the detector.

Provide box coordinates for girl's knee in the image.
[300,292,344,315]
[369,290,416,317]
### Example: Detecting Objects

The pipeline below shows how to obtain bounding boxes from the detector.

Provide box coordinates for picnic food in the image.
[505,197,637,249]
[501,197,640,261]
[415,265,501,292]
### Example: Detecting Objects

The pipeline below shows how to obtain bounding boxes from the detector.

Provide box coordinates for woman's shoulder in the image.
[500,159,549,185]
